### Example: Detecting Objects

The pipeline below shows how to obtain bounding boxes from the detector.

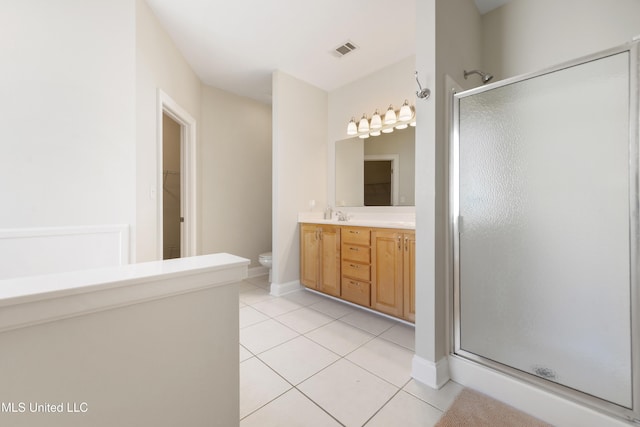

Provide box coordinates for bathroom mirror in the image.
[335,127,415,207]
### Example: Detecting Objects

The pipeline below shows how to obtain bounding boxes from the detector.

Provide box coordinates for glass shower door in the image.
[453,45,637,414]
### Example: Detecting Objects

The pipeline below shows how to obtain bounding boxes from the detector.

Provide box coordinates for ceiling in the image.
[146,0,511,104]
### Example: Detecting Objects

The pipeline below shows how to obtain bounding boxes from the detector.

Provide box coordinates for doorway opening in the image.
[157,90,197,260]
[162,113,181,259]
[364,155,399,206]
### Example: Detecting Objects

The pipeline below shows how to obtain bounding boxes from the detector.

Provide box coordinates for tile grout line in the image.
[293,385,347,427]
[239,278,435,425]
[360,387,405,427]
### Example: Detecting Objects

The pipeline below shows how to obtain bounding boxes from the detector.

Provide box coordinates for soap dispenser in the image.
[324,206,333,220]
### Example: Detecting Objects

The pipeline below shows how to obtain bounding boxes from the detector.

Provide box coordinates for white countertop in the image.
[298,211,415,230]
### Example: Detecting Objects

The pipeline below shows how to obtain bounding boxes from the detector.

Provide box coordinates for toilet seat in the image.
[259,252,272,283]
[259,252,272,261]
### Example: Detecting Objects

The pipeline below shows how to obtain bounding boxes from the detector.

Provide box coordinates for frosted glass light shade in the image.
[370,110,382,130]
[381,127,394,134]
[395,123,408,130]
[398,100,413,121]
[370,130,381,136]
[358,114,369,133]
[347,118,357,135]
[384,105,396,125]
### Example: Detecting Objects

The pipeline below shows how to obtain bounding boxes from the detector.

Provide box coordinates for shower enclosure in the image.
[452,41,639,421]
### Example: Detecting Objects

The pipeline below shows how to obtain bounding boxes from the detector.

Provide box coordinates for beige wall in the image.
[200,86,272,268]
[0,0,136,235]
[137,1,273,268]
[135,0,202,262]
[413,0,438,379]
[335,139,364,206]
[483,0,640,81]
[0,284,239,427]
[272,71,328,289]
[412,0,482,385]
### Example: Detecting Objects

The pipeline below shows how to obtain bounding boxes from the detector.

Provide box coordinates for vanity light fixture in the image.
[357,114,370,133]
[345,101,415,138]
[396,100,413,129]
[398,100,413,121]
[370,109,382,130]
[344,72,428,137]
[347,117,357,136]
[384,105,397,125]
[369,109,382,136]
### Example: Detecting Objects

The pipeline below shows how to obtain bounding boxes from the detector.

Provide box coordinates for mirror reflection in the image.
[335,127,415,207]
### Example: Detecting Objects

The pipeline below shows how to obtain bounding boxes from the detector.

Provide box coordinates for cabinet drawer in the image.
[342,227,370,246]
[342,260,370,281]
[341,243,370,263]
[342,278,370,306]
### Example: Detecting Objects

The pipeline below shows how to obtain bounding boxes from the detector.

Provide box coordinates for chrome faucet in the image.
[336,211,348,221]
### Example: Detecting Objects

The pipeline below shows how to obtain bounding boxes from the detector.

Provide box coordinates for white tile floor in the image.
[238,275,464,427]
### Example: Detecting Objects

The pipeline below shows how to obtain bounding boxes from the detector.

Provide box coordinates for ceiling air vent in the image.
[333,41,358,58]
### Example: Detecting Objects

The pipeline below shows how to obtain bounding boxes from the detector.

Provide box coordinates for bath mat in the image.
[435,388,553,427]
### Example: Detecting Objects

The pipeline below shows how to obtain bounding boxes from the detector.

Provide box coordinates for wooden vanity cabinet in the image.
[403,232,416,322]
[371,230,416,319]
[300,224,341,297]
[340,227,371,307]
[300,223,415,322]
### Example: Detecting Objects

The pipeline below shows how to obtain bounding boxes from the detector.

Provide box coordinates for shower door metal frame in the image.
[451,40,640,422]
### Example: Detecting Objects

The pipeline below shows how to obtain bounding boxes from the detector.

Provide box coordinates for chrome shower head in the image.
[464,69,494,84]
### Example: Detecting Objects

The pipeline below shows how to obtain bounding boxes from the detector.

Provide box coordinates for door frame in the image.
[157,89,197,259]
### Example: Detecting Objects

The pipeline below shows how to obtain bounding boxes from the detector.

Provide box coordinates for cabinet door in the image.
[371,230,403,317]
[300,224,319,289]
[403,232,416,322]
[320,225,341,296]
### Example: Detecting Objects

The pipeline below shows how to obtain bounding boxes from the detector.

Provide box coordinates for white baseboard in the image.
[270,280,302,297]
[411,354,450,389]
[247,266,268,278]
[448,355,634,427]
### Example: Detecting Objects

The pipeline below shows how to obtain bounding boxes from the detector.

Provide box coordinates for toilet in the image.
[258,252,272,282]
